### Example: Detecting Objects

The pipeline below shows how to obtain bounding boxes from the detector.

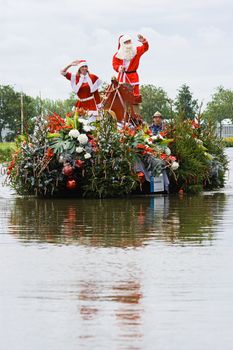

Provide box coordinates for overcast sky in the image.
[1,0,233,106]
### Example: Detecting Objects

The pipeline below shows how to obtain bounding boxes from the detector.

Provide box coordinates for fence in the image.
[216,125,233,138]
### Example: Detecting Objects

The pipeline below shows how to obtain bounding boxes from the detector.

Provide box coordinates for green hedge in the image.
[0,142,16,162]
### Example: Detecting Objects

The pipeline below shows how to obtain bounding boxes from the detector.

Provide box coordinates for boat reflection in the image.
[8,192,226,247]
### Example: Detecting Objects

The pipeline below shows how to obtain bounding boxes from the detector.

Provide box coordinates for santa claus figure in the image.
[112,34,149,96]
[60,60,102,120]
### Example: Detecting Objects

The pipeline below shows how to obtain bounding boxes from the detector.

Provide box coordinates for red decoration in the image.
[137,171,145,183]
[66,179,77,190]
[75,159,84,168]
[62,164,73,177]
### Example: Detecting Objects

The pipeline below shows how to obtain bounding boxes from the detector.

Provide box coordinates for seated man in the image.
[149,111,164,135]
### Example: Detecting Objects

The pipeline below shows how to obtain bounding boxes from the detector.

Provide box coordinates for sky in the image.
[1,0,233,107]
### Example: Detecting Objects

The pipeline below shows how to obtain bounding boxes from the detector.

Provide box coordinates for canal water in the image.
[0,149,233,350]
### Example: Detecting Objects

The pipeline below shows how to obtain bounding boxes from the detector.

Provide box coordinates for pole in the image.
[20,92,24,134]
[39,91,44,118]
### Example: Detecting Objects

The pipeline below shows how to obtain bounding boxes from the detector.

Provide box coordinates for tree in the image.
[0,85,21,142]
[174,84,199,120]
[203,86,233,133]
[37,92,77,117]
[140,85,171,123]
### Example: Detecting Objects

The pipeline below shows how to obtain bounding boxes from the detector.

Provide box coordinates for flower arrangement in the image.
[6,109,178,197]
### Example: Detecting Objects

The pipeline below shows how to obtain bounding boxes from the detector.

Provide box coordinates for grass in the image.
[0,142,17,162]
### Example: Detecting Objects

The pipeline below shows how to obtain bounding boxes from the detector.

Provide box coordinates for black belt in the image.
[125,70,137,74]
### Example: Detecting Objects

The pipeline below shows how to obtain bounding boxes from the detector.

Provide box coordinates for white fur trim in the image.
[85,74,102,93]
[70,73,101,94]
[70,74,84,93]
[76,60,88,71]
[90,78,102,93]
[129,82,139,85]
[77,96,94,102]
[85,74,94,91]
[120,34,132,46]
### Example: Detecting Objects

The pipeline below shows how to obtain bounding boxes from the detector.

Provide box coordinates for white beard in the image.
[116,43,136,60]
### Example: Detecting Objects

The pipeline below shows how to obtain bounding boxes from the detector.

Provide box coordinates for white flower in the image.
[68,129,80,138]
[76,146,84,153]
[146,138,153,144]
[171,161,179,170]
[84,153,91,159]
[83,124,92,132]
[151,134,164,140]
[78,133,88,145]
[195,138,203,145]
[78,117,87,124]
[165,147,171,156]
[58,155,64,163]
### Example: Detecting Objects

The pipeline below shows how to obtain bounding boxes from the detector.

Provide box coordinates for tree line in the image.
[1,83,233,141]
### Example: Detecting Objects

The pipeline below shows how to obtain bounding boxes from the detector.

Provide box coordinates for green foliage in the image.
[0,85,20,142]
[174,84,199,120]
[166,115,228,193]
[0,142,16,162]
[203,86,233,130]
[0,85,77,142]
[7,117,63,196]
[0,84,38,141]
[83,113,138,198]
[140,85,171,122]
[38,92,77,116]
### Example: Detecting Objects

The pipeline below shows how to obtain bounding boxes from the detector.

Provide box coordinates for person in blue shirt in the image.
[149,111,164,135]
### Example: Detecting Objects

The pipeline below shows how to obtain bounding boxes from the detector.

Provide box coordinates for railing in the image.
[216,125,233,138]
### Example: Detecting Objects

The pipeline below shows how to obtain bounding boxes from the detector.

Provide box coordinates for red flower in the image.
[65,111,73,118]
[137,171,145,183]
[45,148,54,159]
[62,164,73,177]
[136,144,147,149]
[122,126,136,137]
[159,131,167,137]
[145,129,152,136]
[88,139,97,148]
[66,179,77,190]
[160,153,167,159]
[75,159,84,168]
[47,114,66,133]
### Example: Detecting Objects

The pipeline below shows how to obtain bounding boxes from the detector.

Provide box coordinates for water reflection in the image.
[77,278,143,348]
[8,192,226,247]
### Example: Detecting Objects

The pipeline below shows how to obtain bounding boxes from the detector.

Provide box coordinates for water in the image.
[1,150,233,350]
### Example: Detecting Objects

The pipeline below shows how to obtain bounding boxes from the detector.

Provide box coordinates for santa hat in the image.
[118,34,132,49]
[76,59,88,71]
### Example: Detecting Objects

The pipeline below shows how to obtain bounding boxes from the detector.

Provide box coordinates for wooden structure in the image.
[101,78,143,125]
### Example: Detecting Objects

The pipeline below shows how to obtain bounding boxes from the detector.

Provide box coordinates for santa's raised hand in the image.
[137,34,146,43]
[70,60,81,66]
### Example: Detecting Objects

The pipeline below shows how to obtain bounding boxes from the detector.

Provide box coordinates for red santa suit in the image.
[112,35,149,96]
[62,60,102,115]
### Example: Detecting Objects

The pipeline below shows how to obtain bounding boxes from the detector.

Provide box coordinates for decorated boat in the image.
[6,80,227,198]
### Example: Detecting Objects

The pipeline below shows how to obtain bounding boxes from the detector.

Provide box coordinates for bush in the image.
[165,116,228,192]
[0,142,16,162]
